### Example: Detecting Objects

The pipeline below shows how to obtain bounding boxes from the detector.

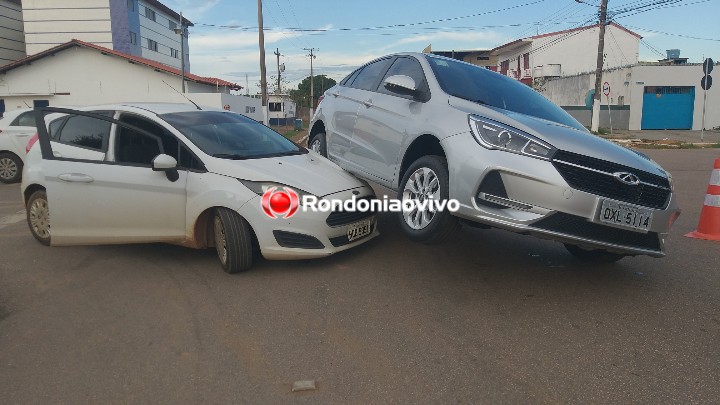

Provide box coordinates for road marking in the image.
[298,134,308,145]
[0,210,26,230]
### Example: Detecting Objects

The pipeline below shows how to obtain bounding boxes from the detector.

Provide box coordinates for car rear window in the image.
[160,111,305,160]
[426,55,586,131]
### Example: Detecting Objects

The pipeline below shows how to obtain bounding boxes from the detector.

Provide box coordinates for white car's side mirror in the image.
[152,154,179,182]
[152,154,178,171]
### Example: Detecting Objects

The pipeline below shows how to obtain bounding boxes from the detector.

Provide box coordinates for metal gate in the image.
[641,86,695,130]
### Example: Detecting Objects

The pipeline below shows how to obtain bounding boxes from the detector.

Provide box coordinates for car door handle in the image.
[363,100,373,108]
[330,92,339,98]
[58,173,94,183]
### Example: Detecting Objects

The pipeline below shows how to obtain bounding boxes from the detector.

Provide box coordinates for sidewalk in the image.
[604,129,720,144]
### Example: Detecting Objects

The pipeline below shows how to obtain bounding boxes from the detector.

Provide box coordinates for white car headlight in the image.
[238,179,315,199]
[468,115,556,160]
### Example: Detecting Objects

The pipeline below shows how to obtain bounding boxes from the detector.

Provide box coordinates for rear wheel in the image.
[0,153,22,183]
[308,132,327,157]
[564,244,625,263]
[27,190,51,245]
[397,155,459,244]
[213,208,253,273]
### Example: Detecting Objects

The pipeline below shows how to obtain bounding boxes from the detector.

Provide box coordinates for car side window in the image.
[48,118,65,139]
[56,112,113,151]
[340,68,361,86]
[11,111,35,127]
[348,58,393,91]
[378,57,430,100]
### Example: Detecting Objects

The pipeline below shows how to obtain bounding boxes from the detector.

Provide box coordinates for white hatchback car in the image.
[0,108,35,183]
[22,104,378,273]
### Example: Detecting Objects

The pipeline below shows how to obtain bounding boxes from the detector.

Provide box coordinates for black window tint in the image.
[178,144,203,170]
[340,68,361,86]
[117,114,175,166]
[57,113,112,151]
[379,57,429,99]
[48,118,65,139]
[12,111,35,127]
[349,58,393,91]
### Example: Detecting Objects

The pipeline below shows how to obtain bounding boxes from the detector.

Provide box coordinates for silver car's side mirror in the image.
[152,154,180,182]
[383,75,416,94]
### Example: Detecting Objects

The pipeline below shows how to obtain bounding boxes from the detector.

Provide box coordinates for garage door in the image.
[641,86,694,130]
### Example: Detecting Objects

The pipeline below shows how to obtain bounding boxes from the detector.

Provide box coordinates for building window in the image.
[169,21,177,31]
[127,0,134,11]
[170,48,179,58]
[500,60,509,75]
[523,53,530,70]
[147,38,158,52]
[269,102,282,112]
[145,7,156,21]
[129,32,137,45]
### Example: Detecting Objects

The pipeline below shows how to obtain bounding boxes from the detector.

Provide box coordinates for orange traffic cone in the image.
[686,158,720,241]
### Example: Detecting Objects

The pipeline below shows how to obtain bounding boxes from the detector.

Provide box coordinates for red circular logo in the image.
[261,187,299,219]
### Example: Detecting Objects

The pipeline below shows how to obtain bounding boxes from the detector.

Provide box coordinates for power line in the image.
[623,25,720,42]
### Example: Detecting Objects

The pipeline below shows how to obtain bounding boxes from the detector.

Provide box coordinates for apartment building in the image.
[0,0,26,66]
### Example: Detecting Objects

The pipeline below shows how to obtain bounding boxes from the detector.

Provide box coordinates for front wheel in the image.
[27,190,51,246]
[0,153,22,184]
[308,132,327,157]
[213,208,254,273]
[397,155,459,244]
[564,244,625,263]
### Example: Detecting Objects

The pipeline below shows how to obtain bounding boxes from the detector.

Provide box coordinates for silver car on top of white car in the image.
[22,103,378,273]
[0,108,35,183]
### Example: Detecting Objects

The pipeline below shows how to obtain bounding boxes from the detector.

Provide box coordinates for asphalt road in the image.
[1,149,719,403]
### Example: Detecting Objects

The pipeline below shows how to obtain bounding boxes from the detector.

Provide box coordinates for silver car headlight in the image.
[468,115,556,160]
[238,180,315,199]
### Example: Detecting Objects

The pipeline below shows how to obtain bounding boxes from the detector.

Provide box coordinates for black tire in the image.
[564,244,625,263]
[308,132,327,157]
[0,152,22,184]
[213,208,253,273]
[397,155,460,244]
[26,190,51,246]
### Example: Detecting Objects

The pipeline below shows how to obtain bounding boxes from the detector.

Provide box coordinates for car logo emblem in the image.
[613,172,640,186]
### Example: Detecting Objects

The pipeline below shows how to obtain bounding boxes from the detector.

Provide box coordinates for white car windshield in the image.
[161,111,305,159]
[426,55,587,132]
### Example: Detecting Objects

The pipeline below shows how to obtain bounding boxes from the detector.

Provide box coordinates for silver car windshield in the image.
[160,111,305,160]
[426,55,586,132]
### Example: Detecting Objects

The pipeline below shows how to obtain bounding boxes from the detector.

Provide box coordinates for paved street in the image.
[1,149,719,403]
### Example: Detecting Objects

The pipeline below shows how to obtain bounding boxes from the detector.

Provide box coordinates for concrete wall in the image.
[0,46,220,111]
[0,0,26,66]
[630,64,719,130]
[189,93,263,121]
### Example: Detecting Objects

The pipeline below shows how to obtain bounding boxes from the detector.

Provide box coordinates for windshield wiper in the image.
[212,153,248,160]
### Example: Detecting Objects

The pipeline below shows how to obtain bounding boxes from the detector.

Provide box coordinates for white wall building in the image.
[542,63,719,131]
[21,0,190,71]
[267,94,296,125]
[0,40,261,119]
[0,0,26,66]
[492,23,641,84]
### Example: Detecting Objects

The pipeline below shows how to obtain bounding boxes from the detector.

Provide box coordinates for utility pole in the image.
[173,12,186,92]
[257,0,268,124]
[304,48,317,119]
[274,48,282,95]
[591,0,609,133]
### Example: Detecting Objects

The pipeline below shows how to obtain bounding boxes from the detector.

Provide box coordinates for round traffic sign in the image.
[703,58,714,75]
[701,75,713,91]
[602,82,611,96]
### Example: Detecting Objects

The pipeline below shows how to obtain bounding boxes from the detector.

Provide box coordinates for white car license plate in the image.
[347,218,374,242]
[599,200,653,232]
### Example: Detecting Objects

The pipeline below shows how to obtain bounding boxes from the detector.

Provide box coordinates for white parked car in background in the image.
[0,108,35,183]
[22,104,378,273]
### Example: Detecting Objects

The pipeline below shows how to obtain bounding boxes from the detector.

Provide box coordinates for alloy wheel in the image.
[29,197,50,239]
[0,157,18,181]
[402,167,440,230]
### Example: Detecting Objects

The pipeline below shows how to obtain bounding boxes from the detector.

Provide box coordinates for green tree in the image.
[290,75,336,108]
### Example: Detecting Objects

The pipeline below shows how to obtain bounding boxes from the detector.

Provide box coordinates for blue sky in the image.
[162,0,720,90]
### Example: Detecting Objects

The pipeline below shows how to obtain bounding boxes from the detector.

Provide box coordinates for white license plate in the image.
[347,218,374,242]
[599,200,653,232]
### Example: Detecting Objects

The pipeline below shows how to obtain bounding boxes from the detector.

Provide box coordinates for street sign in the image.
[701,75,713,91]
[703,58,714,75]
[602,81,611,96]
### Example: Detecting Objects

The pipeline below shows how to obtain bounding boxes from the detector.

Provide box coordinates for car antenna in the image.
[162,80,202,110]
[23,101,31,108]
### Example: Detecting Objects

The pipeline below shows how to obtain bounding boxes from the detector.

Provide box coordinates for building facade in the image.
[0,40,258,118]
[542,63,719,131]
[21,0,190,70]
[0,0,26,66]
[492,23,640,85]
